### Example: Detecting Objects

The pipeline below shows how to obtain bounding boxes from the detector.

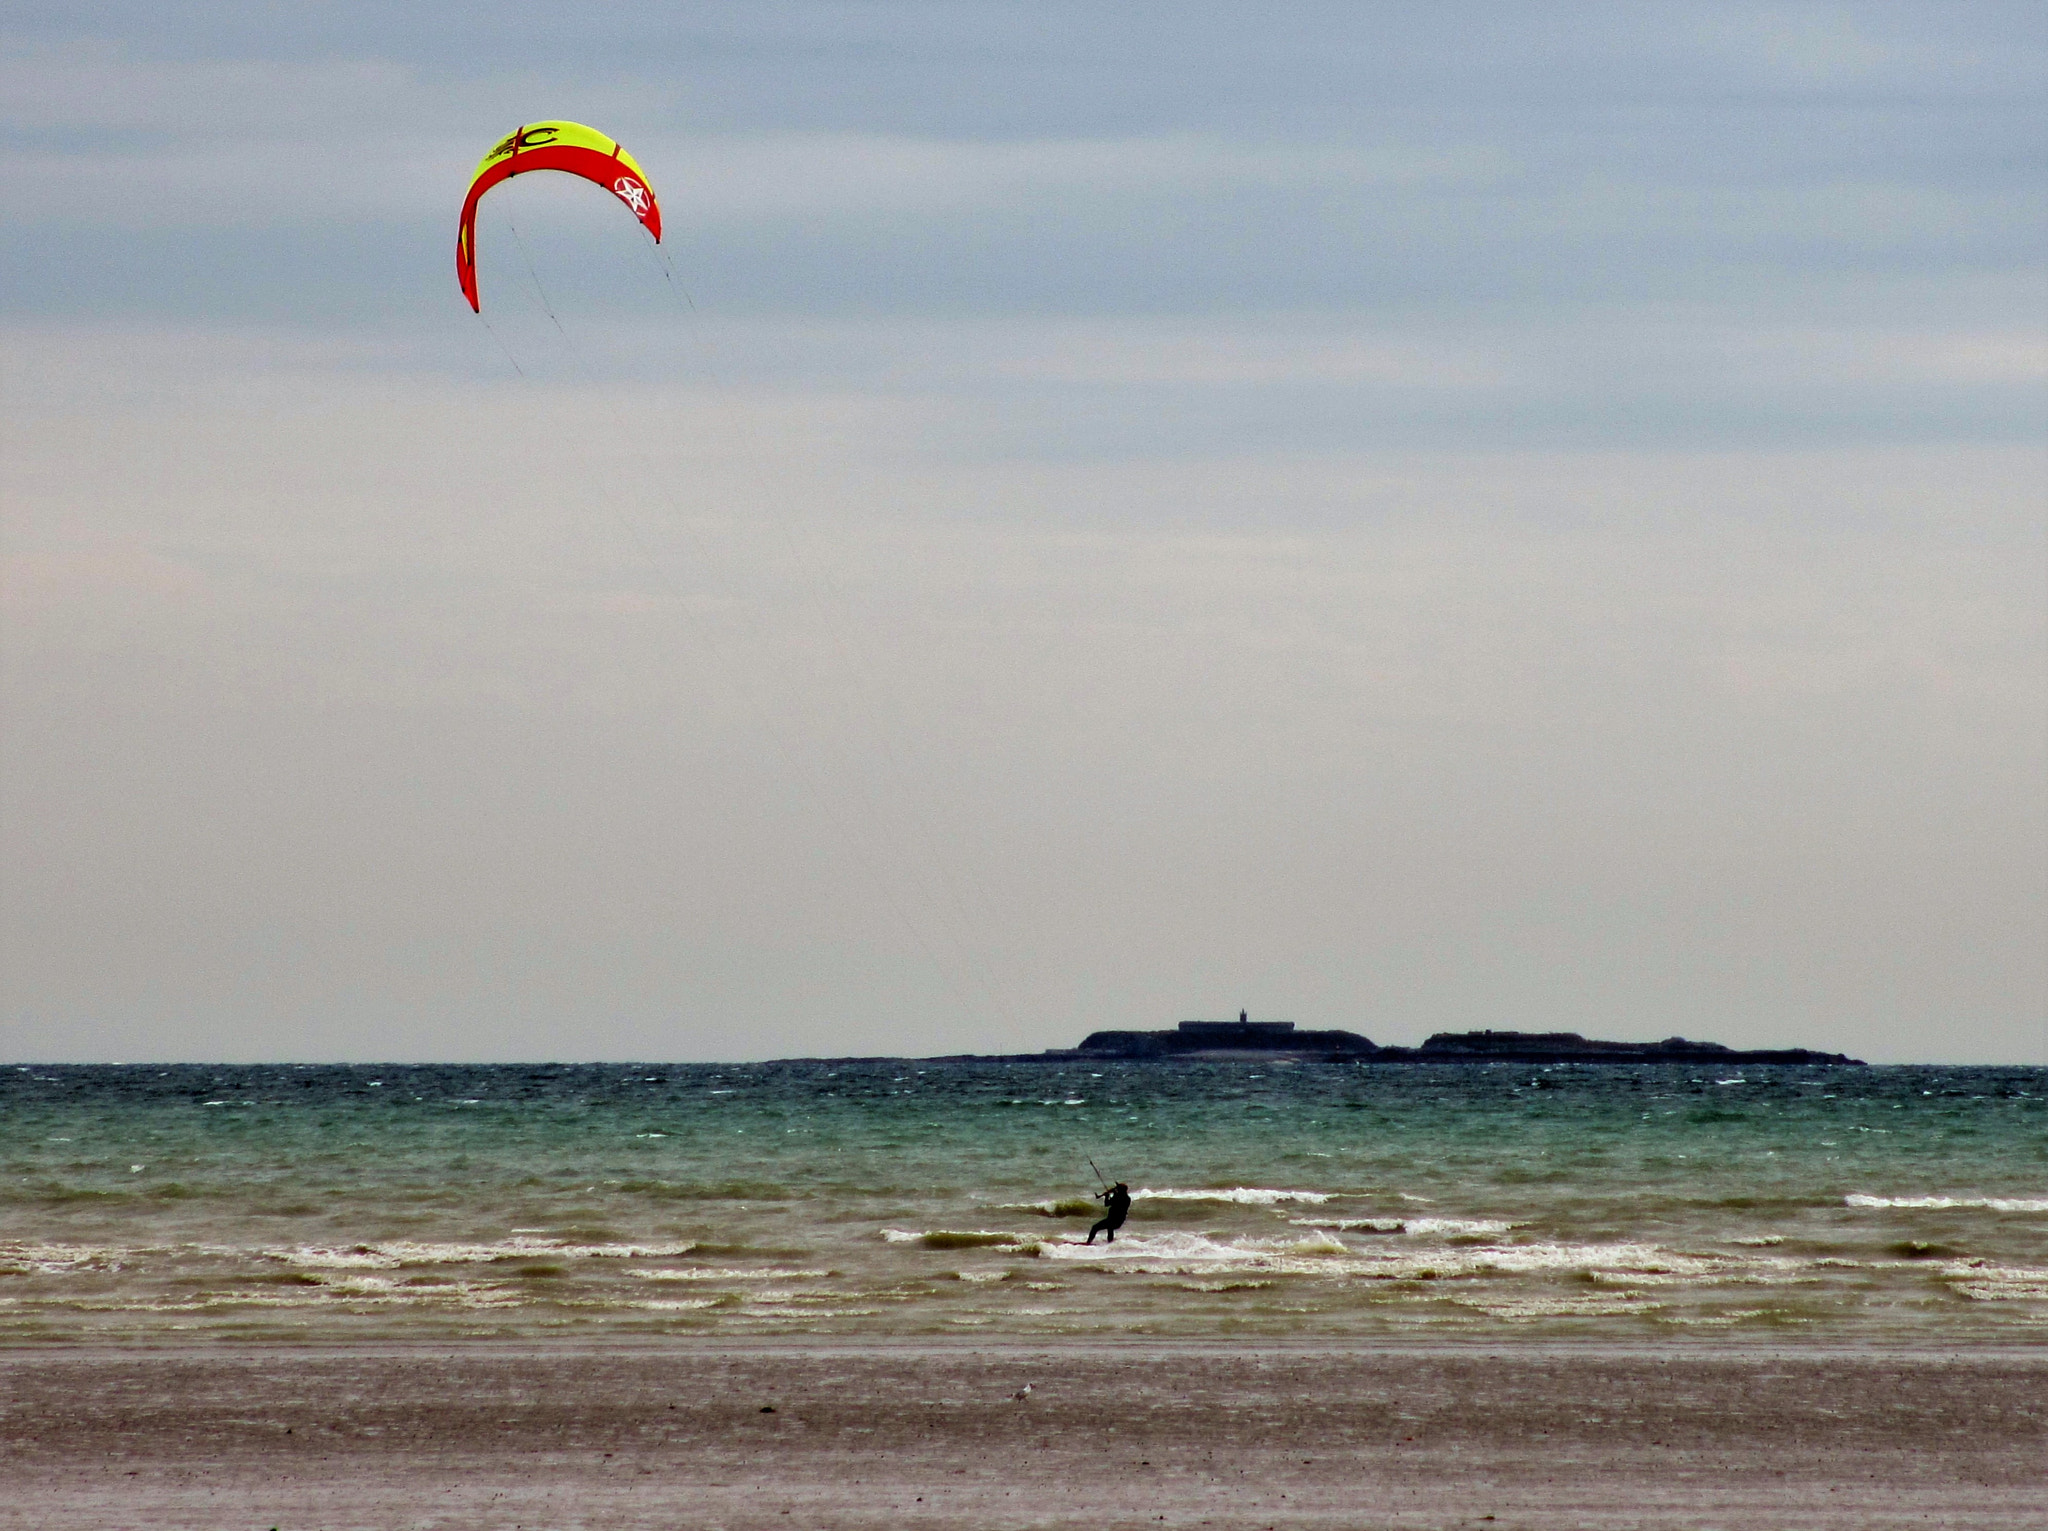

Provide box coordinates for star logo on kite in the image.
[613,177,651,216]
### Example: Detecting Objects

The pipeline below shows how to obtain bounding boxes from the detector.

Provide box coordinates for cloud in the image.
[967,320,1508,389]
[0,40,415,133]
[645,132,1506,223]
[1680,3,2033,89]
[0,107,1504,234]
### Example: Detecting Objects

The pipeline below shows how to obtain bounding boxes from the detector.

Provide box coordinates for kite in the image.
[456,121,662,311]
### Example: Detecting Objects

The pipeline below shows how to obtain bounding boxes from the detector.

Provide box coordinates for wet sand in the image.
[2,1344,2042,1529]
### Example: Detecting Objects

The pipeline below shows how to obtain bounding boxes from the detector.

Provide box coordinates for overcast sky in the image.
[3,3,2043,1064]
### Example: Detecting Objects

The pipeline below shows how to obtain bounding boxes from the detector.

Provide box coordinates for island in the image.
[1041,1015,1861,1065]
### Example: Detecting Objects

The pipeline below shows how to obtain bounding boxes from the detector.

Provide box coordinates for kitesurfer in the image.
[1085,1181,1132,1244]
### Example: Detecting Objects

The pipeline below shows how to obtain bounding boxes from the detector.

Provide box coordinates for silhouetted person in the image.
[1085,1181,1131,1244]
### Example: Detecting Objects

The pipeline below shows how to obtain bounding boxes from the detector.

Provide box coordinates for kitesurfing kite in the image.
[456,121,662,311]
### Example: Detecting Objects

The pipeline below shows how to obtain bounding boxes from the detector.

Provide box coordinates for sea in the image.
[3,1060,2043,1344]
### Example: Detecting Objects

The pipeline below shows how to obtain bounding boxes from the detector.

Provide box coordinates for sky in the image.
[2,2,2043,1064]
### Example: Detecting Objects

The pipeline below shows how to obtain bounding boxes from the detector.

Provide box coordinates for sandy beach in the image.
[2,1343,2042,1529]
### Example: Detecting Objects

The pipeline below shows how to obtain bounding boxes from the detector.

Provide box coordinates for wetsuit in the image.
[1086,1183,1131,1244]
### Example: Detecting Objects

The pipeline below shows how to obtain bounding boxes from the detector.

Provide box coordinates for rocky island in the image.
[1049,1015,1861,1065]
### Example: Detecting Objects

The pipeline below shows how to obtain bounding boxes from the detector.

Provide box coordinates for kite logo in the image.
[613,177,651,216]
[487,125,562,161]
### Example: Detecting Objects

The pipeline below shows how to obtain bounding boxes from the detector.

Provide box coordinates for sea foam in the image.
[1134,1187,1333,1205]
[1936,1263,2048,1302]
[1845,1195,2048,1213]
[1291,1216,1515,1238]
[271,1237,699,1269]
[631,1267,831,1282]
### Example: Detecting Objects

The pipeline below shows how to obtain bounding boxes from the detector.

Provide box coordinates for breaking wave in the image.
[1845,1195,2048,1213]
[882,1229,1029,1249]
[1039,1230,1355,1268]
[1936,1263,2048,1302]
[630,1267,831,1282]
[1133,1187,1333,1205]
[1292,1217,1516,1238]
[270,1237,700,1269]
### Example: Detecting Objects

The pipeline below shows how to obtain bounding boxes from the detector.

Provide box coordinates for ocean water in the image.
[2,1060,2043,1343]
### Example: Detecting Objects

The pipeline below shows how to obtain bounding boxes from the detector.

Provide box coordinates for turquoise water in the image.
[3,1061,2043,1342]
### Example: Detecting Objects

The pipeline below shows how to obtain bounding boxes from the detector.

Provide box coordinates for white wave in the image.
[1452,1294,1663,1320]
[1581,1258,1813,1289]
[1287,1232,1351,1256]
[0,1242,132,1274]
[1133,1187,1332,1205]
[309,1275,522,1307]
[1434,1243,1722,1279]
[1036,1229,1382,1274]
[272,1246,402,1270]
[746,1289,884,1306]
[1041,1229,1348,1264]
[1937,1263,2048,1302]
[880,1229,1028,1247]
[1289,1216,1514,1238]
[1845,1195,2048,1213]
[271,1237,698,1270]
[58,1278,526,1313]
[1040,1231,1758,1286]
[58,1294,322,1314]
[1405,1218,1517,1237]
[631,1267,830,1282]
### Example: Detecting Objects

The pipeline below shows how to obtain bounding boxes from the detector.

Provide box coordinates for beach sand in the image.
[2,1344,2041,1529]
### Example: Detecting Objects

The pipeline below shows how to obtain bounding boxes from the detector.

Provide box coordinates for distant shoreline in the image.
[951,1022,1866,1066]
[31,1055,2048,1069]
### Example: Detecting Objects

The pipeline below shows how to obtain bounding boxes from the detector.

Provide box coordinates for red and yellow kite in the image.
[456,121,663,311]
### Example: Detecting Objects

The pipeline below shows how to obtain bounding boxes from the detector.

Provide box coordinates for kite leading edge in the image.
[456,121,662,311]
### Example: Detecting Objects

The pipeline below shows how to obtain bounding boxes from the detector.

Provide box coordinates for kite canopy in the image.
[456,121,662,311]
